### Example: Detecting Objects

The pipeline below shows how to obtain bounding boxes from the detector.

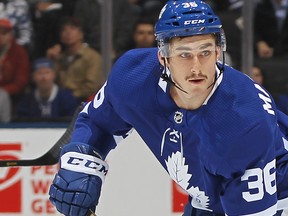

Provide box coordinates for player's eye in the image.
[179,52,193,58]
[199,50,212,57]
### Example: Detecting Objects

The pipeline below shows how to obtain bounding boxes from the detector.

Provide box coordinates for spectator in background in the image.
[29,0,80,59]
[74,0,137,59]
[0,0,32,50]
[30,0,64,59]
[0,18,30,111]
[16,58,78,121]
[27,0,78,16]
[47,17,104,102]
[129,0,165,20]
[247,65,272,97]
[249,66,265,86]
[0,88,11,122]
[254,0,288,58]
[58,0,79,17]
[130,17,156,49]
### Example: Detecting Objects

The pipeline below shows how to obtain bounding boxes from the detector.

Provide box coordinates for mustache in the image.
[185,72,208,81]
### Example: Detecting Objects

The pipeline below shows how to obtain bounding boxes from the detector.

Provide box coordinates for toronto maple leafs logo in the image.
[165,151,211,211]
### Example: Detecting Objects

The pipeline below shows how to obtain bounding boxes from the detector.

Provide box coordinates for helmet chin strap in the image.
[208,50,225,89]
[160,51,225,95]
[161,57,189,94]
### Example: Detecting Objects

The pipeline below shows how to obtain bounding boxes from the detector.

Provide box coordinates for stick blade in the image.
[0,104,83,167]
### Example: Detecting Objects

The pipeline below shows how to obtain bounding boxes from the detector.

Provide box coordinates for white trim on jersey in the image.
[158,68,170,92]
[203,65,223,105]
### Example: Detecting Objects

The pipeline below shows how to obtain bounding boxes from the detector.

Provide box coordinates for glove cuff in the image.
[60,142,109,183]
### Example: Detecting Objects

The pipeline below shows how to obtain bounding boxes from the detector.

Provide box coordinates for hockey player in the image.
[49,0,288,215]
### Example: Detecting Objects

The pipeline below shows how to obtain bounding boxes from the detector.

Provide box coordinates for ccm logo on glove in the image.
[61,152,109,182]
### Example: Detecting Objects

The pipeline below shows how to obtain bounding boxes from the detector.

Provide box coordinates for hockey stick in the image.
[0,104,83,167]
[87,209,97,216]
[0,105,98,216]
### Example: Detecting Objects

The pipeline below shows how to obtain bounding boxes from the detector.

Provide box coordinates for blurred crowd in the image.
[0,0,287,123]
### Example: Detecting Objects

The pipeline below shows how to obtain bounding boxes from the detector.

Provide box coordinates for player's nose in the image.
[190,56,201,74]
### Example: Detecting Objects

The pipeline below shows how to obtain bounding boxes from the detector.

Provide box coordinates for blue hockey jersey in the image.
[71,48,288,215]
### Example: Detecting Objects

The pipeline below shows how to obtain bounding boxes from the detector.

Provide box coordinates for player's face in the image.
[166,34,219,98]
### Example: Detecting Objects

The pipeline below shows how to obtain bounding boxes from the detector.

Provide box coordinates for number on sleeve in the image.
[263,160,276,195]
[93,82,107,109]
[241,168,264,202]
[241,159,276,202]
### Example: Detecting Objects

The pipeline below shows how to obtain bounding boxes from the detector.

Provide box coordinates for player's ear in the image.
[158,51,165,67]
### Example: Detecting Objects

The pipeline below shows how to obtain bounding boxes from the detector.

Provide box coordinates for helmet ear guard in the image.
[158,39,170,57]
[219,28,227,52]
[213,28,227,52]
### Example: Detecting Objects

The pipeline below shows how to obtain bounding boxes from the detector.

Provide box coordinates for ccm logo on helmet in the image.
[184,19,205,25]
[61,152,109,182]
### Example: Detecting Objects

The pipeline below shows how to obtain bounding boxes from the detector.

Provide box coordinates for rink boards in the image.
[0,127,186,216]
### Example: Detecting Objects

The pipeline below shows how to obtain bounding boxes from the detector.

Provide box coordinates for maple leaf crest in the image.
[187,186,211,211]
[165,151,191,190]
[165,151,211,211]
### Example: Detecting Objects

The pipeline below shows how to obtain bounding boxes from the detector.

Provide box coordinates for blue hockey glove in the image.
[49,142,108,216]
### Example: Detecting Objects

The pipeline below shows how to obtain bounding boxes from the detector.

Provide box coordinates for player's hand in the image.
[257,41,274,58]
[49,142,108,216]
[46,44,61,60]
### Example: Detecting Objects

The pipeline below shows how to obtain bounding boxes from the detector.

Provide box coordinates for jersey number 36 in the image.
[241,159,276,202]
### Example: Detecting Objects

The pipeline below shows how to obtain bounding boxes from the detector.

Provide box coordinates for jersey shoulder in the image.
[106,48,162,106]
[202,65,278,177]
[212,64,276,122]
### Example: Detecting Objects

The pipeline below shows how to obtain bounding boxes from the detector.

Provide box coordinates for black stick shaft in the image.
[0,104,83,167]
